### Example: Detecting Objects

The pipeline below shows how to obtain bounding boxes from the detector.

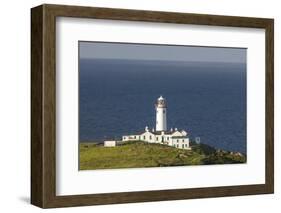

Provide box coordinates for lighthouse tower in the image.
[155,96,167,131]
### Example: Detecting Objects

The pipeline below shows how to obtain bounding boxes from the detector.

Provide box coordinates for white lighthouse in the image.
[155,96,167,131]
[122,96,190,150]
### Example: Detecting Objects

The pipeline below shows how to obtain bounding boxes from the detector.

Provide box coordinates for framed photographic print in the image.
[31,4,274,208]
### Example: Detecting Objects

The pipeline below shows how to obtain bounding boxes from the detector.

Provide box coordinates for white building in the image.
[104,140,117,147]
[122,96,190,150]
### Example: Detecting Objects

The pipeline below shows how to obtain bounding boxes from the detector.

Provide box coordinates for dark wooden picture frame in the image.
[31,4,274,208]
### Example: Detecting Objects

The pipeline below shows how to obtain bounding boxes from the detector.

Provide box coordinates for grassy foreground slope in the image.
[79,141,246,170]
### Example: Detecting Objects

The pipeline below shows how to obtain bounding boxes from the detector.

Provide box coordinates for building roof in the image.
[125,129,188,136]
[171,136,188,139]
[158,96,164,101]
[146,130,187,135]
[153,131,172,135]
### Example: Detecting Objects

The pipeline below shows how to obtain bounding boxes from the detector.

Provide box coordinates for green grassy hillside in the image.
[79,141,246,170]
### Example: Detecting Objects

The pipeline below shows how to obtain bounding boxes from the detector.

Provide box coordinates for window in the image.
[177,139,179,142]
[149,135,152,140]
[182,139,184,142]
[182,144,184,148]
[143,136,146,140]
[156,137,158,141]
[163,110,166,113]
[176,144,179,148]
[167,137,169,140]
[134,136,136,139]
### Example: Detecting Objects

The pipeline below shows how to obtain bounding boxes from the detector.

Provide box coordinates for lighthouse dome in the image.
[158,95,164,101]
[155,95,166,108]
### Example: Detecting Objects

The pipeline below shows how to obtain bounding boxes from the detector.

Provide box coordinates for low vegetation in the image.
[79,141,246,170]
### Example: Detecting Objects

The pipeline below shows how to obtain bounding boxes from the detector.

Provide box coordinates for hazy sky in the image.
[79,41,246,64]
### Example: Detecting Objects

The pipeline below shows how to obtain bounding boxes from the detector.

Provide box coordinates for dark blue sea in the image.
[79,59,246,154]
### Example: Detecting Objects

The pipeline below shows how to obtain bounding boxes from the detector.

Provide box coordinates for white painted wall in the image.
[0,0,280,212]
[123,131,190,149]
[141,131,156,143]
[156,107,167,131]
[171,138,190,149]
[104,141,116,147]
[122,135,140,141]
